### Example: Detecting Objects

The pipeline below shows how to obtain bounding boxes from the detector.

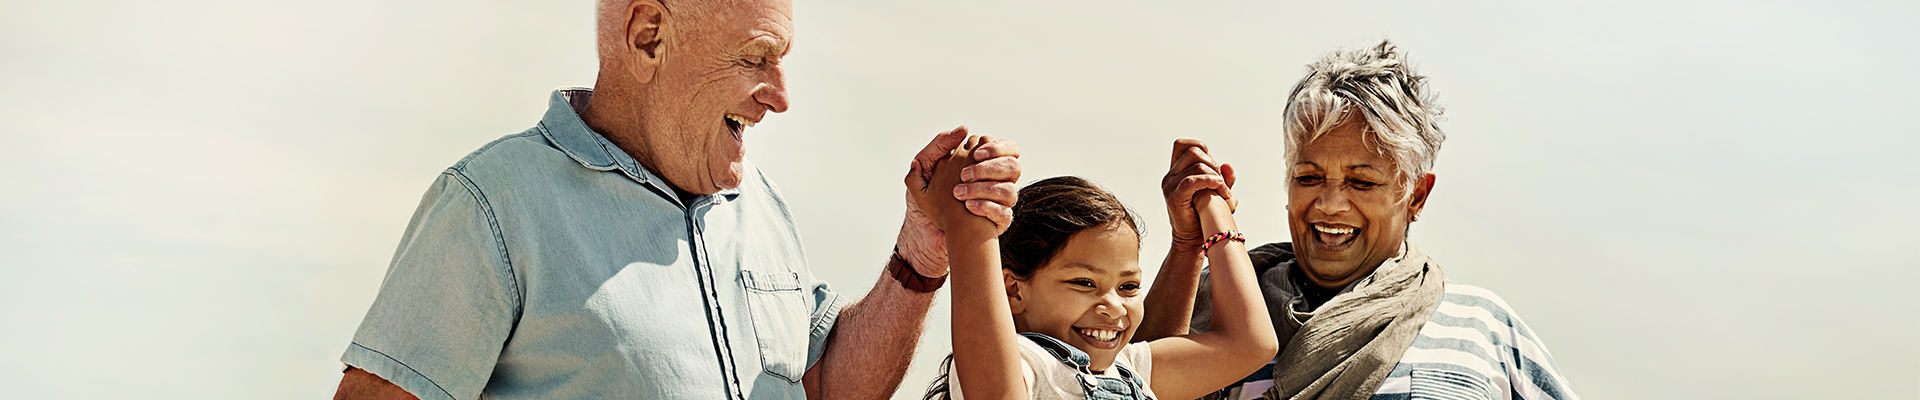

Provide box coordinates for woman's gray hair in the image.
[1283,40,1445,199]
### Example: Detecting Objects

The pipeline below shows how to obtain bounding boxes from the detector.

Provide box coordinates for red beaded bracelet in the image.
[1201,231,1245,252]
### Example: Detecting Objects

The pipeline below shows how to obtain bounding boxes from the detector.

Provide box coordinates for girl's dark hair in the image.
[999,176,1144,278]
[921,176,1144,400]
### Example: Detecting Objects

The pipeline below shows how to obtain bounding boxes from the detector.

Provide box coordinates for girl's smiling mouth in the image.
[1075,326,1125,349]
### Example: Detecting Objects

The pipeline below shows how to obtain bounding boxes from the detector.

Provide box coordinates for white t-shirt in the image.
[947,338,1156,400]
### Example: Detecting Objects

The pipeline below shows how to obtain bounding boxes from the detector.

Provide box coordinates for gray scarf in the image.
[1193,242,1445,400]
[1260,242,1444,400]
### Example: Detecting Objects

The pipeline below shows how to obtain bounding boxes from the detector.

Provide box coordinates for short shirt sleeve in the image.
[804,273,849,369]
[342,171,521,400]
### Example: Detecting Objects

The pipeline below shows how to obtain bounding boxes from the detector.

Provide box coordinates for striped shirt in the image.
[1213,283,1578,400]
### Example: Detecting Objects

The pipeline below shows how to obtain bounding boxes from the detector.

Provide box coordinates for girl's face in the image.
[1008,222,1144,371]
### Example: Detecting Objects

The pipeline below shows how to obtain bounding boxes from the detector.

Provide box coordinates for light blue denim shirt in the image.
[343,88,847,400]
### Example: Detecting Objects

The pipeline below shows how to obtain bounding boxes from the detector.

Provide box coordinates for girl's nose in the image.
[1095,295,1127,318]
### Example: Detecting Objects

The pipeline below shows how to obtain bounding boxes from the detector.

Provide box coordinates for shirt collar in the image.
[537,88,740,204]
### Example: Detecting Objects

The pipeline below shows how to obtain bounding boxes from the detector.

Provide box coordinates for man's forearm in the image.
[803,258,938,400]
[334,367,421,400]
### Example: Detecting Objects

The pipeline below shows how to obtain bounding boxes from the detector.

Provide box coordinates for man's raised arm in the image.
[800,127,1020,400]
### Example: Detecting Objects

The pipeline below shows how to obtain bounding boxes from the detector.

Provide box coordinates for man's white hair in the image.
[1282,40,1445,199]
[593,0,722,63]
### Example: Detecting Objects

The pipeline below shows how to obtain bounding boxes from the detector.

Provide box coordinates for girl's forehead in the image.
[1039,227,1143,277]
[1035,260,1141,277]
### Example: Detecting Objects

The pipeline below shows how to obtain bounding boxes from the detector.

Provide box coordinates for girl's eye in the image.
[1294,175,1324,186]
[1118,282,1141,292]
[1067,279,1097,288]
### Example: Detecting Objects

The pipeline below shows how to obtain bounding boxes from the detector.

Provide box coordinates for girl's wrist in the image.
[1200,231,1246,252]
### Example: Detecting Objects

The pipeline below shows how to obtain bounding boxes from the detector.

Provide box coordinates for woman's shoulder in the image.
[1425,282,1554,356]
[1436,282,1521,323]
[1394,282,1578,399]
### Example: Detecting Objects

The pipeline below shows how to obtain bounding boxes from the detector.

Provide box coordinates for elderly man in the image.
[331,0,1021,399]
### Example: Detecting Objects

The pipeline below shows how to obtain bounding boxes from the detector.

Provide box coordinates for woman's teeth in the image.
[1314,225,1354,235]
[1077,328,1119,342]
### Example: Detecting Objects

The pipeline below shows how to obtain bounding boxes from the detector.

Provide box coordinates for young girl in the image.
[914,139,1277,400]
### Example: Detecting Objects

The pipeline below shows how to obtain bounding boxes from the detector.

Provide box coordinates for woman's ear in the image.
[1407,173,1436,221]
[1004,269,1025,315]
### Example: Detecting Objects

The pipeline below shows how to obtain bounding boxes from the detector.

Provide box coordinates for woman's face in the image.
[1008,222,1144,372]
[1286,120,1432,289]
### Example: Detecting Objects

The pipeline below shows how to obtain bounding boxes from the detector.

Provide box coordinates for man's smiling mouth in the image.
[724,114,754,141]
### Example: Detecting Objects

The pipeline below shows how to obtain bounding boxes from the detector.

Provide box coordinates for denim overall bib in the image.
[1019,333,1154,400]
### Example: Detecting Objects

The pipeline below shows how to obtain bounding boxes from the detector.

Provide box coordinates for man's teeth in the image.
[726,115,755,128]
[1314,225,1355,235]
[1078,328,1119,342]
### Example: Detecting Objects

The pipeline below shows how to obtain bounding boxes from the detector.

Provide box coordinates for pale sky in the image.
[1,0,1915,398]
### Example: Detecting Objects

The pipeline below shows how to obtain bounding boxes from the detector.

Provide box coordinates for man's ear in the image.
[1407,173,1436,221]
[1004,269,1025,315]
[624,0,668,84]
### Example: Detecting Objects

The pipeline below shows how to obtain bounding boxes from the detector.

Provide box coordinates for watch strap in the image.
[889,247,947,293]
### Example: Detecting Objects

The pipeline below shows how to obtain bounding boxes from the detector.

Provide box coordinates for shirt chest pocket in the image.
[1410,369,1498,400]
[740,269,810,383]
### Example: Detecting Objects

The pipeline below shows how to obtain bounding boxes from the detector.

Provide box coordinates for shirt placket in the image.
[687,197,746,400]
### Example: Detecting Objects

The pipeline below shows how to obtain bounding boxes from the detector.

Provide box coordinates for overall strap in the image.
[1019,333,1093,372]
[1018,333,1153,400]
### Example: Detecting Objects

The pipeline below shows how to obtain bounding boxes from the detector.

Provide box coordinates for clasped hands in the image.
[899,127,1020,279]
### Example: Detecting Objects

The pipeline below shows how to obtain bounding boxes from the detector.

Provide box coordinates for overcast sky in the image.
[1,0,1915,398]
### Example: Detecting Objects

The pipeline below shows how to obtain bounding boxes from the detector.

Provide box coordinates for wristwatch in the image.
[888,247,947,293]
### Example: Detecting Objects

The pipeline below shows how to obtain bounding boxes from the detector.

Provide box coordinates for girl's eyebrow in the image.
[1065,262,1139,277]
[1064,262,1105,273]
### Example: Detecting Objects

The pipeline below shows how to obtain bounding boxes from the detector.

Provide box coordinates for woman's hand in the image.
[1161,139,1237,253]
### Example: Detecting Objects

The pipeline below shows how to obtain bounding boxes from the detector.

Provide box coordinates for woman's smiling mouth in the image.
[1313,223,1358,247]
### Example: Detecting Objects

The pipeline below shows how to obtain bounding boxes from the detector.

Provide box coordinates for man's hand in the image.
[913,136,997,235]
[1160,139,1236,253]
[899,126,1021,278]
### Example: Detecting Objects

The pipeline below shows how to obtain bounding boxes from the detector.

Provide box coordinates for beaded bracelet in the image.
[1201,231,1246,252]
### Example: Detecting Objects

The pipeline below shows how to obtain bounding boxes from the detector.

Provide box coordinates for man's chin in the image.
[711,163,746,190]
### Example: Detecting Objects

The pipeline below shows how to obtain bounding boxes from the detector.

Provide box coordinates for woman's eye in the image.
[1294,176,1324,186]
[1348,179,1379,190]
[739,57,765,67]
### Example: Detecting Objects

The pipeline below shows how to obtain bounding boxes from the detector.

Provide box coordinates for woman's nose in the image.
[1313,186,1352,215]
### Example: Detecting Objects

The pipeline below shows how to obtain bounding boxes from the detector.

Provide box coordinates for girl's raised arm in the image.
[916,138,1028,399]
[1142,191,1279,400]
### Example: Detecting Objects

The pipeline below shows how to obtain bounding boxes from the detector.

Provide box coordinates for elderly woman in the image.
[1136,41,1579,400]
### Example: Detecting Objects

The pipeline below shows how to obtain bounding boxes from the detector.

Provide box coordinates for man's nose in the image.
[754,68,789,113]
